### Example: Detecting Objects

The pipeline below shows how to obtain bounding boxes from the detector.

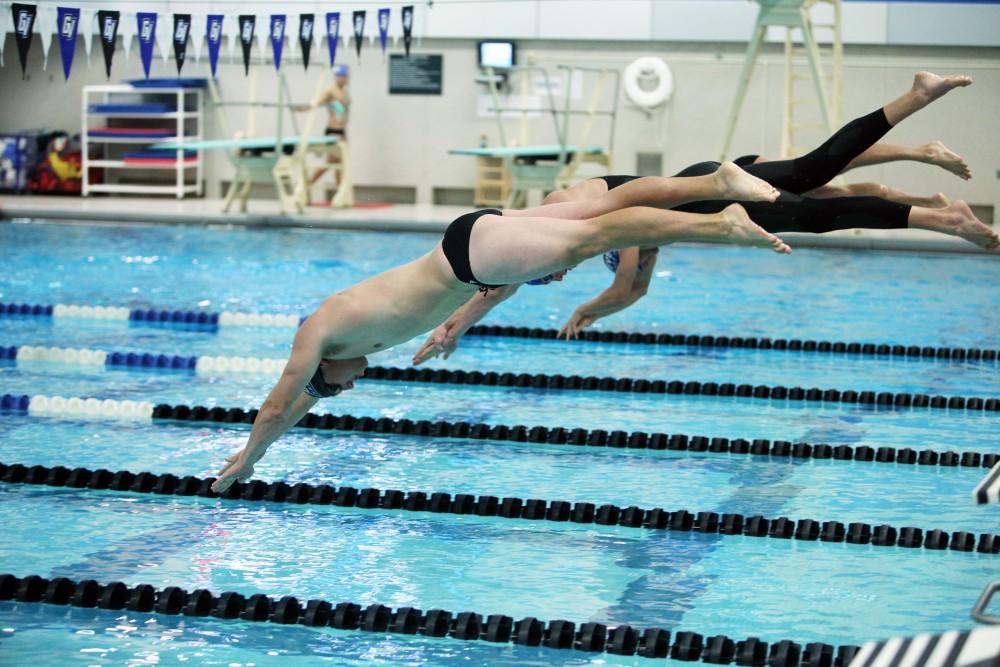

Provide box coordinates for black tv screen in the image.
[478,41,515,69]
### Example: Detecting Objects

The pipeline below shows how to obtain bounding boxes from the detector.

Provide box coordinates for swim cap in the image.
[334,64,349,76]
[603,250,620,272]
[526,274,555,286]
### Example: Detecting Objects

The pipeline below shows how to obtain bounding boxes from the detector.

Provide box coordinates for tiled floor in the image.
[0,193,988,253]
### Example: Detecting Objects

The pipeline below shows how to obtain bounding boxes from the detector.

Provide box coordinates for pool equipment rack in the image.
[82,84,203,198]
[0,573,870,665]
[2,462,996,553]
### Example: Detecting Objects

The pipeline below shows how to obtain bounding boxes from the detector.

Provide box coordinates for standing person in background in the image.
[295,64,351,194]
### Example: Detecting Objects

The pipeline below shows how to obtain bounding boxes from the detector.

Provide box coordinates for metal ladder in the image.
[720,0,842,161]
[780,0,842,158]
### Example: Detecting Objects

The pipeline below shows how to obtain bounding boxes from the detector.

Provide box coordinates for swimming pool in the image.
[0,220,997,665]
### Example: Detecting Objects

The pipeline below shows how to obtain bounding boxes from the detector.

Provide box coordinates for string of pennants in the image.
[4,3,417,80]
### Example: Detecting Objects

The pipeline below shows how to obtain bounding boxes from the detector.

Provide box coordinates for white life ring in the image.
[623,57,673,111]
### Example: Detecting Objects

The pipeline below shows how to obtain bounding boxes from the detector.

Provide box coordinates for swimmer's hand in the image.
[211,450,256,493]
[559,309,598,340]
[412,322,460,365]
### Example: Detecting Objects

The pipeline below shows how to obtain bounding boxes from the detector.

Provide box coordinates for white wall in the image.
[2,30,999,213]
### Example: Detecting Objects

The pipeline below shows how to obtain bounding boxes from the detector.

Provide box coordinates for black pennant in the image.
[97,10,120,79]
[401,5,414,57]
[352,10,365,60]
[299,13,314,70]
[11,3,37,79]
[173,14,191,74]
[238,15,256,76]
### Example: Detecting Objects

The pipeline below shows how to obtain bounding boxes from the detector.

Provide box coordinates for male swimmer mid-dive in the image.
[211,161,787,491]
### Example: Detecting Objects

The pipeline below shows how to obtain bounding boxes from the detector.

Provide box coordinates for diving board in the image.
[152,136,339,151]
[449,144,604,159]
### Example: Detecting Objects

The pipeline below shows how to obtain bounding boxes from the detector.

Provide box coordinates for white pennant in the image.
[156,13,171,62]
[190,13,206,63]
[224,13,239,64]
[36,4,57,70]
[118,10,136,65]
[80,8,95,64]
[0,1,11,67]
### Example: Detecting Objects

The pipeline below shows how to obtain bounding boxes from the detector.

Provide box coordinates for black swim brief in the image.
[441,209,505,293]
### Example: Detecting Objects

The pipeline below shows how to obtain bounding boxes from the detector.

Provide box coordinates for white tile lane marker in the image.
[27,395,155,420]
[972,461,1000,505]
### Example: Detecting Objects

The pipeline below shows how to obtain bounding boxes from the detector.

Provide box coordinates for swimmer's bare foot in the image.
[922,140,971,180]
[715,161,780,203]
[913,200,999,250]
[720,203,792,254]
[913,72,973,104]
[929,192,950,208]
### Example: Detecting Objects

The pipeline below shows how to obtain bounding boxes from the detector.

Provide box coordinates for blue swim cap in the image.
[526,274,555,286]
[334,64,349,76]
[603,250,620,272]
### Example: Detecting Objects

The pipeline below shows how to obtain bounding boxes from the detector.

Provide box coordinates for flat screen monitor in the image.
[478,41,515,69]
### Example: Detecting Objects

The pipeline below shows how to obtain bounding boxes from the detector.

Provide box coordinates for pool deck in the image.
[1,194,993,253]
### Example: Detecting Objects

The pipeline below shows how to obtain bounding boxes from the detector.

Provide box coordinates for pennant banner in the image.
[238,14,255,75]
[378,8,390,60]
[136,12,157,79]
[299,13,314,70]
[402,5,414,57]
[56,6,79,80]
[97,9,119,79]
[269,14,285,71]
[206,14,223,76]
[11,3,37,78]
[325,12,340,67]
[352,10,365,60]
[173,14,190,74]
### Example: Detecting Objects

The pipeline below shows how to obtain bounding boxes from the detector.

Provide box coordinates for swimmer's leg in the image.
[468,205,789,285]
[908,200,999,250]
[503,162,778,220]
[806,182,949,208]
[541,178,608,206]
[742,72,973,194]
[842,141,971,180]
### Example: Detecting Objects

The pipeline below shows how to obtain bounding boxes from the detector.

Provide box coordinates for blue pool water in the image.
[0,220,998,665]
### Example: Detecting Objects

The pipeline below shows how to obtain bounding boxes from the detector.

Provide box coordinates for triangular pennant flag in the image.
[11,3,37,78]
[377,8,389,61]
[401,6,414,57]
[205,14,223,76]
[36,4,55,70]
[118,10,135,64]
[238,15,255,75]
[352,10,365,61]
[97,10,119,79]
[269,14,285,71]
[325,12,340,67]
[298,13,313,70]
[136,12,157,79]
[173,14,190,74]
[79,8,95,65]
[56,6,79,80]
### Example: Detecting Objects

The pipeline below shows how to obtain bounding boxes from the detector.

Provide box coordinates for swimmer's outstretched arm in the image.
[412,284,520,365]
[211,321,326,493]
[560,248,656,339]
